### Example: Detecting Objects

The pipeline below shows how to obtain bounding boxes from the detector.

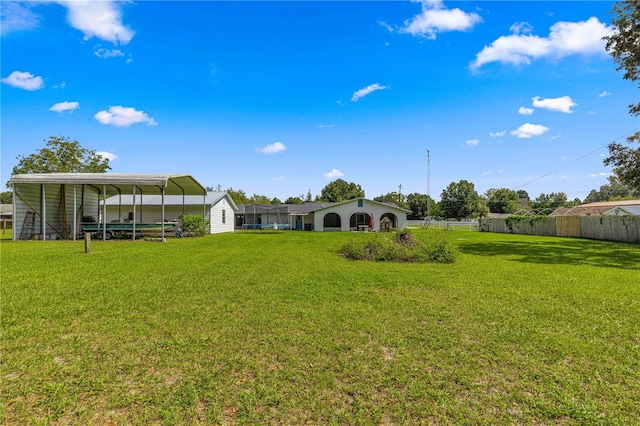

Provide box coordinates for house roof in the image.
[236,199,411,215]
[104,191,237,210]
[10,173,206,197]
[311,197,412,213]
[581,200,640,208]
[550,199,640,216]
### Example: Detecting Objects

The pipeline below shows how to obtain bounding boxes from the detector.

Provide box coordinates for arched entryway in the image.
[350,213,371,231]
[380,213,398,231]
[323,212,341,231]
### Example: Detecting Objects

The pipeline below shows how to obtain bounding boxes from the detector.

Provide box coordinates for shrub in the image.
[339,230,459,263]
[179,214,208,237]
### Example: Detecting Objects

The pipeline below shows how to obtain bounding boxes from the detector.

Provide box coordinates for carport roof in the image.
[10,173,206,197]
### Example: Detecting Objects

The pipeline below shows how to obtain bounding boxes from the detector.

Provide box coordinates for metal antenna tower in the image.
[426,149,431,219]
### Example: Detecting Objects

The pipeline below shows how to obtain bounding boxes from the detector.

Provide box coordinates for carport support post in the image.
[73,185,77,241]
[103,185,107,241]
[161,186,165,242]
[132,185,136,241]
[41,184,46,240]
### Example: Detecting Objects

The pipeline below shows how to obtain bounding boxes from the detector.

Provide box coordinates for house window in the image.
[323,213,341,228]
[357,200,363,207]
[222,209,226,224]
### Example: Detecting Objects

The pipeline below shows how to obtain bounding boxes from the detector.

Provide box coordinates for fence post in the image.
[84,232,91,253]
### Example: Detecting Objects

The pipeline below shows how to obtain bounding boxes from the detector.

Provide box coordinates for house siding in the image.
[313,199,408,232]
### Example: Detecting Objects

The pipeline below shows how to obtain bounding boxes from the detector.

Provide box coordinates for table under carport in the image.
[10,173,207,241]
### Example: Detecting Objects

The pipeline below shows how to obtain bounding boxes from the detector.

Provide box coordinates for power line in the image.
[514,129,638,190]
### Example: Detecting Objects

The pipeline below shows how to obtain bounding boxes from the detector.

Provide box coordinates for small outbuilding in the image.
[312,198,410,232]
[10,173,207,241]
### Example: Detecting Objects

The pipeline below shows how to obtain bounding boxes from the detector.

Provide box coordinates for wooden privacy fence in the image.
[480,216,640,244]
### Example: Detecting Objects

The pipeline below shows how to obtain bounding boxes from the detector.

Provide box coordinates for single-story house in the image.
[551,200,640,217]
[104,191,237,234]
[10,173,206,241]
[236,198,410,232]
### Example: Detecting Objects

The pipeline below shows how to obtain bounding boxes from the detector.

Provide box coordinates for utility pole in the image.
[427,149,431,219]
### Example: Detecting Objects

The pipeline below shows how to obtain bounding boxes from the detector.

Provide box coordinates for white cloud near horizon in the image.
[466,139,479,147]
[510,123,549,139]
[489,130,506,137]
[1,70,44,90]
[518,106,534,115]
[532,96,577,113]
[94,106,157,127]
[257,142,286,155]
[399,0,482,39]
[96,151,118,162]
[49,101,79,113]
[0,2,41,35]
[471,17,611,69]
[351,83,388,102]
[598,90,611,98]
[323,168,344,179]
[57,0,134,44]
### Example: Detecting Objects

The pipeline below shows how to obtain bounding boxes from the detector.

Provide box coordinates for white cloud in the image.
[94,47,125,59]
[351,83,388,102]
[323,168,344,179]
[489,130,506,137]
[589,172,610,178]
[256,142,286,155]
[510,123,549,139]
[318,124,334,128]
[94,106,157,127]
[466,139,479,147]
[532,96,577,113]
[518,106,534,115]
[588,110,596,115]
[0,2,41,35]
[471,17,611,69]
[509,22,534,35]
[1,71,44,90]
[49,101,80,113]
[378,20,394,32]
[399,0,482,39]
[95,151,118,162]
[53,81,66,89]
[598,91,611,98]
[56,0,134,44]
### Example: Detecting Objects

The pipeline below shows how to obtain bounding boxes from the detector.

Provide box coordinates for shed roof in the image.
[10,173,206,197]
[104,191,238,211]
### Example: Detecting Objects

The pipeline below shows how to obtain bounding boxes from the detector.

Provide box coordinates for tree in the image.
[250,194,271,204]
[1,191,12,204]
[319,179,364,202]
[440,180,484,219]
[373,191,408,209]
[530,192,569,212]
[8,136,110,187]
[226,188,250,205]
[603,1,640,191]
[583,175,639,203]
[485,188,519,214]
[405,192,439,219]
[284,196,303,204]
[270,197,282,205]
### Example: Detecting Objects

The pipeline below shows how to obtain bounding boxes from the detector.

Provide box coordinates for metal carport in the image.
[10,173,207,241]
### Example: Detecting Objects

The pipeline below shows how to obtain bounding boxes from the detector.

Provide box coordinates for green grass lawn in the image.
[2,230,639,424]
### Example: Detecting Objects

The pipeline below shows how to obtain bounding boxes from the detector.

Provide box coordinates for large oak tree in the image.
[603,1,640,191]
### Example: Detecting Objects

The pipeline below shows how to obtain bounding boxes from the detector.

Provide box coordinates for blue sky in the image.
[2,0,638,202]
